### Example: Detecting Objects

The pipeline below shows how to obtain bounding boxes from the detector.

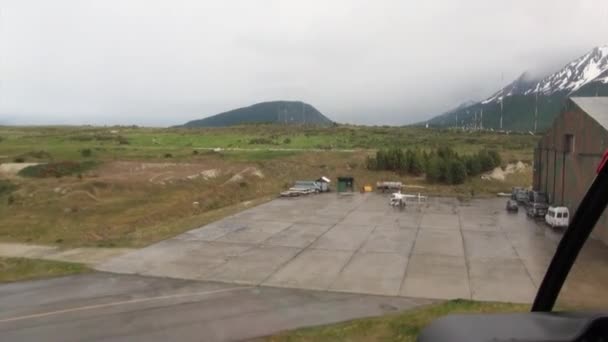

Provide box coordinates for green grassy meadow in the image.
[0,125,537,162]
[264,299,529,342]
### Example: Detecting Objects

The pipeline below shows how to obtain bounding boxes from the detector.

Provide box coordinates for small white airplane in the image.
[389,191,427,207]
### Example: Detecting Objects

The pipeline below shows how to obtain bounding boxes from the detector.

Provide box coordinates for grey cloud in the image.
[1,0,607,126]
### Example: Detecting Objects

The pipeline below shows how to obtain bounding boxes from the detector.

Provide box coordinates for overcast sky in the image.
[1,0,608,126]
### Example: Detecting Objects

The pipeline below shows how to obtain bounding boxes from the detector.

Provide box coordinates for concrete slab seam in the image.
[458,211,474,300]
[398,204,424,294]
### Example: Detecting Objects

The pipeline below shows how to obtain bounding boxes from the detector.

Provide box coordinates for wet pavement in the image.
[0,273,432,342]
[98,193,606,304]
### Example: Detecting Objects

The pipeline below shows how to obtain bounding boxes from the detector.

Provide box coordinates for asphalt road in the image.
[0,272,432,342]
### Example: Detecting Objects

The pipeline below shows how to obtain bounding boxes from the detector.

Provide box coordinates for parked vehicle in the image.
[514,188,529,204]
[280,178,330,197]
[506,199,519,212]
[511,187,524,199]
[526,191,549,218]
[376,181,402,193]
[545,206,570,228]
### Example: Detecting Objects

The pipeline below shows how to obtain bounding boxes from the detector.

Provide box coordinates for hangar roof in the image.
[571,97,608,130]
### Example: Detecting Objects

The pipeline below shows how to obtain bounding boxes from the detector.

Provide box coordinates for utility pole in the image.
[455,113,458,129]
[534,92,538,133]
[480,107,483,130]
[500,73,504,130]
[474,111,477,130]
[500,101,504,130]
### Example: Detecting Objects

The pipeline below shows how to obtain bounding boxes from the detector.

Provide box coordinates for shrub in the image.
[0,180,16,196]
[69,135,95,142]
[437,146,456,159]
[478,150,495,172]
[81,148,92,157]
[487,149,502,167]
[365,156,377,170]
[117,136,130,145]
[25,151,52,159]
[446,159,467,184]
[283,137,291,144]
[437,157,449,182]
[426,156,443,183]
[368,146,501,185]
[248,138,276,145]
[374,148,406,172]
[192,150,199,155]
[13,157,25,163]
[164,153,173,158]
[405,149,424,175]
[464,156,482,176]
[18,161,98,178]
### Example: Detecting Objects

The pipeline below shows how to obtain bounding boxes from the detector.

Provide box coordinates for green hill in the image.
[180,101,333,128]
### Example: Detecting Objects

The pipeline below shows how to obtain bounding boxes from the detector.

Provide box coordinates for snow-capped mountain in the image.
[526,46,608,95]
[598,69,608,84]
[483,46,608,104]
[482,72,540,104]
[426,45,608,131]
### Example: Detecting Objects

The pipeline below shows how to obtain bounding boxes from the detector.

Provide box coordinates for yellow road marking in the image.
[0,286,252,323]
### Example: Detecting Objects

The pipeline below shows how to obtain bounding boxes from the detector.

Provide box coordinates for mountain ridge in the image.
[426,45,608,131]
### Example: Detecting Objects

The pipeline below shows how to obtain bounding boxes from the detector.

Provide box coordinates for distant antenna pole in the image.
[480,107,483,130]
[474,111,477,130]
[283,106,287,124]
[500,73,504,130]
[534,92,538,133]
[500,100,503,130]
[455,113,458,128]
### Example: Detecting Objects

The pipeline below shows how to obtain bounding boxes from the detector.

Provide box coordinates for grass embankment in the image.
[0,257,90,283]
[265,299,528,342]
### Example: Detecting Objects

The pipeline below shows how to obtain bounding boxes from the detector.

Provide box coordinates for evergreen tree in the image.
[447,159,467,184]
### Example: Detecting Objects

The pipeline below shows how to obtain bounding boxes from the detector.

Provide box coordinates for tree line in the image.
[366,146,501,184]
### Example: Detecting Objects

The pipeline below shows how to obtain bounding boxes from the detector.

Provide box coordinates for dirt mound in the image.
[0,163,42,176]
[481,162,529,181]
[187,169,221,180]
[97,162,226,185]
[224,167,264,184]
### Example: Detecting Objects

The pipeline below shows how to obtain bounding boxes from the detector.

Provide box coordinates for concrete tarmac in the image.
[98,194,570,303]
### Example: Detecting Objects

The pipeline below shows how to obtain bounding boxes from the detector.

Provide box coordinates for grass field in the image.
[0,257,90,283]
[264,299,529,342]
[0,125,539,248]
[0,125,537,161]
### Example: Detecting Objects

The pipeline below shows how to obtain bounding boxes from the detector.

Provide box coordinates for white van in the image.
[545,206,570,228]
